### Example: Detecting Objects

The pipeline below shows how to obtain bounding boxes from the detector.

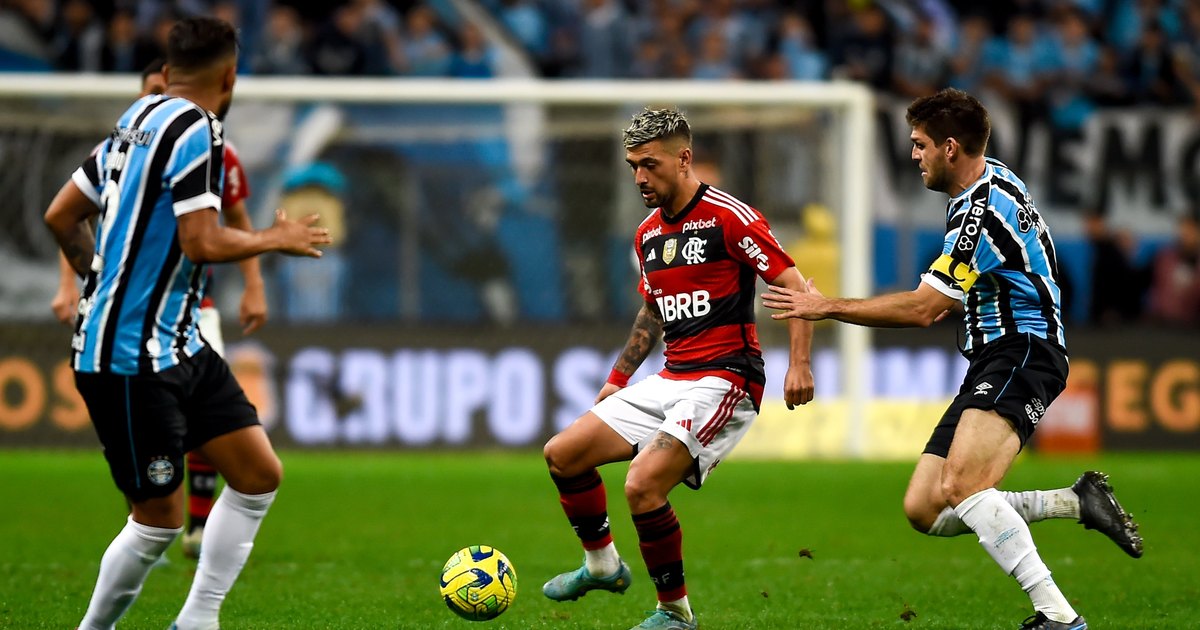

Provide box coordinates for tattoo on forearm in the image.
[614,305,663,375]
[62,235,94,278]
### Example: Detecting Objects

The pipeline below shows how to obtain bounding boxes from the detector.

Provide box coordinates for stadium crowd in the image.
[3,0,1200,119]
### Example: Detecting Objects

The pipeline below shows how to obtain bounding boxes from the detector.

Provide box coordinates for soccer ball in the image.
[439,545,518,621]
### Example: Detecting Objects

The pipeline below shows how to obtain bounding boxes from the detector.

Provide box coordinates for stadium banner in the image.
[876,97,1200,230]
[1,324,1196,456]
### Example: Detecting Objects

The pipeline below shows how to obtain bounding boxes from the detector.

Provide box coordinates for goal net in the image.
[0,75,884,456]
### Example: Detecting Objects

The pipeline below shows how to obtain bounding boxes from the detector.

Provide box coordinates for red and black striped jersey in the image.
[634,184,794,405]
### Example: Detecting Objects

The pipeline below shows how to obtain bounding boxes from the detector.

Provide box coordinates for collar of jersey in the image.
[659,183,709,225]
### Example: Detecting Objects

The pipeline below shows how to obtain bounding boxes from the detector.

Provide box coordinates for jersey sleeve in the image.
[723,211,795,282]
[221,143,250,208]
[164,109,225,217]
[921,191,1001,300]
[71,149,104,207]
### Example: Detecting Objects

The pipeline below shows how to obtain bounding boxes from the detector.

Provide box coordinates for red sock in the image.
[551,469,613,550]
[633,502,686,602]
[186,451,218,532]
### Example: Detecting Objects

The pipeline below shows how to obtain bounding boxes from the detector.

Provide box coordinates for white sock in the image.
[928,507,972,536]
[585,542,620,577]
[926,487,1080,537]
[956,488,1077,623]
[174,488,276,630]
[659,595,692,621]
[1004,489,1080,522]
[78,516,181,630]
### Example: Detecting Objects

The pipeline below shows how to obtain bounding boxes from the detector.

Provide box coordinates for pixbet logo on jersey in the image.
[656,290,711,322]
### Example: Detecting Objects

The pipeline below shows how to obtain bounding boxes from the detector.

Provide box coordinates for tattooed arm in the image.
[596,302,664,403]
[44,181,100,277]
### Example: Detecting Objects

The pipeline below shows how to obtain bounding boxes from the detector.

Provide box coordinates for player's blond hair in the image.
[622,108,692,149]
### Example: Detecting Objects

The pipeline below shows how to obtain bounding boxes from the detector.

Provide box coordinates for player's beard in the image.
[921,161,950,193]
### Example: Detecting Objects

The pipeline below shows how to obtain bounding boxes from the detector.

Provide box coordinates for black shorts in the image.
[75,345,259,502]
[923,333,1068,458]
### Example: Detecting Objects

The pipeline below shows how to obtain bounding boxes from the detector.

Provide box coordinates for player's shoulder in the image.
[698,185,763,226]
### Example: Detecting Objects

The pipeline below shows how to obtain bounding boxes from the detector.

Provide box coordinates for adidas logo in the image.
[677,418,692,431]
[646,249,657,262]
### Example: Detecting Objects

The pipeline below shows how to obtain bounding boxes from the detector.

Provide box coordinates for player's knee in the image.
[623,471,664,513]
[543,436,568,477]
[229,453,283,495]
[902,495,938,533]
[939,470,982,508]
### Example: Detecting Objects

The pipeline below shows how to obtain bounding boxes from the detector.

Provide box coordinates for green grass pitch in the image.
[1,450,1196,629]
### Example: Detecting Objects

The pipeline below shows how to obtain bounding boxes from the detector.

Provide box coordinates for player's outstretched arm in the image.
[762,281,957,328]
[768,267,815,408]
[221,199,268,334]
[177,207,330,264]
[44,180,100,278]
[596,302,664,404]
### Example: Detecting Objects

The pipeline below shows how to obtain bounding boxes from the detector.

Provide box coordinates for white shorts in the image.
[592,374,756,489]
[198,306,225,358]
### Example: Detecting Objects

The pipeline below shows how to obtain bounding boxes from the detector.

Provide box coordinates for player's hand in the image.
[272,209,332,257]
[761,283,828,321]
[595,382,622,405]
[934,309,952,323]
[783,363,815,409]
[239,282,268,335]
[50,284,79,326]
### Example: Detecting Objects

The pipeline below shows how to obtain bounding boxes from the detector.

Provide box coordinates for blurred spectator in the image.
[449,22,496,78]
[1125,23,1184,104]
[1084,211,1148,325]
[629,38,665,79]
[983,13,1050,161]
[53,0,103,72]
[252,4,309,75]
[357,0,406,75]
[1147,212,1200,326]
[1043,8,1099,131]
[100,9,158,73]
[575,0,632,78]
[1107,0,1181,54]
[891,14,950,98]
[497,0,548,59]
[688,0,763,67]
[402,4,451,76]
[775,11,827,81]
[830,5,895,89]
[308,4,368,75]
[1087,45,1134,106]
[947,13,992,92]
[0,0,52,70]
[692,29,740,79]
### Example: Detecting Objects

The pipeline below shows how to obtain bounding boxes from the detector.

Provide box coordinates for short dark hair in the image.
[166,17,238,72]
[141,58,164,81]
[905,88,990,156]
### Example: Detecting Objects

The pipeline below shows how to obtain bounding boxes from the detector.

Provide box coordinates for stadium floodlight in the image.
[0,75,873,456]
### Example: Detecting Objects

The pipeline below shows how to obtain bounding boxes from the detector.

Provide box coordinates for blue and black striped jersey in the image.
[70,94,225,375]
[921,158,1066,356]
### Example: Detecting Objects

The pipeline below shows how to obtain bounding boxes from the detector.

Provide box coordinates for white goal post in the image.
[0,75,875,456]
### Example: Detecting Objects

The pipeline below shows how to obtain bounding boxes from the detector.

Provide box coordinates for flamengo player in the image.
[49,59,267,560]
[763,89,1142,630]
[43,17,327,629]
[541,108,815,630]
